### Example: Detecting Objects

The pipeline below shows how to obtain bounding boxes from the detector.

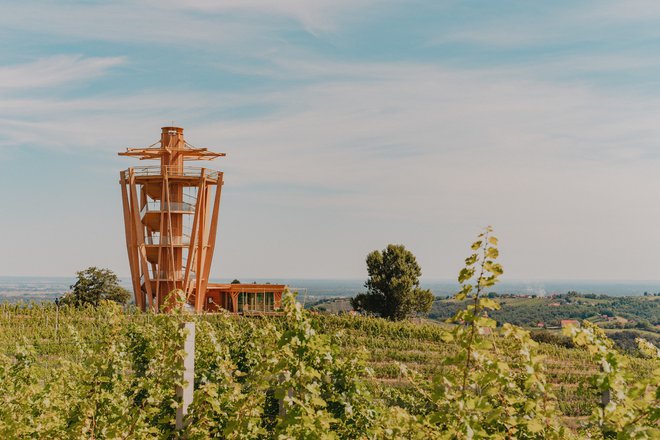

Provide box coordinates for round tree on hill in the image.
[351,244,434,320]
[60,267,130,307]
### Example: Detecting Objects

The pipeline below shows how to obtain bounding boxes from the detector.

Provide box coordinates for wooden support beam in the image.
[164,175,178,297]
[155,175,167,306]
[120,171,143,310]
[199,174,223,300]
[183,177,205,300]
[129,170,154,311]
[194,179,208,312]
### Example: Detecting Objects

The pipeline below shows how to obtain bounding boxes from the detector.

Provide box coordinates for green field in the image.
[311,293,660,356]
[314,315,655,420]
[1,299,657,438]
[428,293,660,329]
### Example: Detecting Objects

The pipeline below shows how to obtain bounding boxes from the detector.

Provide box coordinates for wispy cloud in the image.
[0,55,124,91]
[149,0,385,33]
[5,57,658,193]
[431,0,660,49]
[2,1,660,279]
[0,0,384,49]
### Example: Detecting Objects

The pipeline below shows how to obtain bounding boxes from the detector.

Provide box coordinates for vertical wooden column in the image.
[194,178,208,312]
[129,170,154,310]
[183,177,205,301]
[120,171,143,310]
[199,174,223,301]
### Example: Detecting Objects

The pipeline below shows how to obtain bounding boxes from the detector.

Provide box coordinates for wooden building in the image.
[118,127,286,313]
[198,283,286,314]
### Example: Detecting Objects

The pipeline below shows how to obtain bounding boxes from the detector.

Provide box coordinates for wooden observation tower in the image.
[119,127,225,312]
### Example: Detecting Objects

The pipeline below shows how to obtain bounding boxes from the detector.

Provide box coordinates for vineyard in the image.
[0,297,657,439]
[1,234,658,438]
[315,315,656,420]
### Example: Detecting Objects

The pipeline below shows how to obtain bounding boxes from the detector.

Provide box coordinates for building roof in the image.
[206,283,287,293]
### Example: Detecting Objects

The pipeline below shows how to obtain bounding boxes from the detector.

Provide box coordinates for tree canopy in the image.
[60,267,130,307]
[351,244,434,320]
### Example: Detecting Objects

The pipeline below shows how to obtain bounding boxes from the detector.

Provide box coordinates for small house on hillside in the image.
[478,327,493,335]
[560,319,580,328]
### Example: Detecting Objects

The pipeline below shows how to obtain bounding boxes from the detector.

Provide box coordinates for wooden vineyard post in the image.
[599,364,611,408]
[601,389,611,407]
[278,372,294,417]
[54,297,60,340]
[176,322,195,431]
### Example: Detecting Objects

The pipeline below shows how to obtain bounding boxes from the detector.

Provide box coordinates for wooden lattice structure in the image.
[119,127,225,311]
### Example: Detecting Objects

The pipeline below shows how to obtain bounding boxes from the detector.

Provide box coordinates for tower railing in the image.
[140,271,193,283]
[144,236,191,246]
[140,201,196,216]
[130,166,220,180]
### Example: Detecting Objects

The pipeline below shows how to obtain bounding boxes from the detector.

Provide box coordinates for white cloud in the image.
[3,0,660,279]
[585,0,660,22]
[0,0,384,49]
[149,0,384,33]
[0,2,266,47]
[0,55,124,91]
[3,58,659,278]
[429,0,660,48]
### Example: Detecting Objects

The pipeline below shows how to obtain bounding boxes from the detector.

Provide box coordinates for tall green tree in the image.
[60,267,130,307]
[351,244,434,320]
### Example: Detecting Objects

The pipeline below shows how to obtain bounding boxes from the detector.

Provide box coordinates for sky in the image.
[2,1,660,281]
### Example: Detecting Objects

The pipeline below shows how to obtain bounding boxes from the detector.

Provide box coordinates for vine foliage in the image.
[0,228,658,439]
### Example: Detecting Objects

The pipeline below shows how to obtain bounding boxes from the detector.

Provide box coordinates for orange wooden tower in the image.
[119,127,225,311]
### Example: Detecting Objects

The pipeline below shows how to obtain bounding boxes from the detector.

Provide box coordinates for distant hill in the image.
[429,292,659,330]
[310,293,660,355]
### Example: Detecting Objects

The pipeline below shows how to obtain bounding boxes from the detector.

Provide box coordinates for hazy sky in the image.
[2,1,660,281]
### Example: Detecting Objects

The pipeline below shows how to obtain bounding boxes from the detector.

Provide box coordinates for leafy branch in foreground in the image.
[564,321,659,438]
[405,227,568,439]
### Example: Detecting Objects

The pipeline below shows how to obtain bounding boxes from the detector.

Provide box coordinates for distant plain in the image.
[2,276,659,303]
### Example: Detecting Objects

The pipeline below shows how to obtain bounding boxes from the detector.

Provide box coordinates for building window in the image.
[237,291,275,312]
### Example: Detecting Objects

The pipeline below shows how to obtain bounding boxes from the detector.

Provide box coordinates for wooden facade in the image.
[197,283,287,314]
